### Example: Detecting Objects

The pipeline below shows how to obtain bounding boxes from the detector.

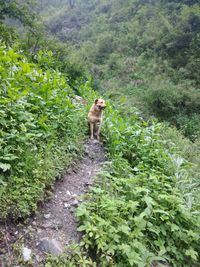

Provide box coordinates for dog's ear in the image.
[94,99,98,104]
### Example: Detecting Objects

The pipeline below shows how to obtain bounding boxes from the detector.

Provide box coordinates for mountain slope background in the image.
[38,0,200,140]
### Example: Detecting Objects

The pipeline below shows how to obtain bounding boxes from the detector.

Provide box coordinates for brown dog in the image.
[88,99,106,140]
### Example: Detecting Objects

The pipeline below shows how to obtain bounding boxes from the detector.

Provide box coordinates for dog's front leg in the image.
[90,122,94,139]
[96,123,101,140]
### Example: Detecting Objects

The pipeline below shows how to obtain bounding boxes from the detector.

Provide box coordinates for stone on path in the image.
[22,246,32,262]
[38,238,63,256]
[72,199,79,207]
[44,214,51,219]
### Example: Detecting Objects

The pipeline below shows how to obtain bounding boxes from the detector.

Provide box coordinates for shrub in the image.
[0,44,87,220]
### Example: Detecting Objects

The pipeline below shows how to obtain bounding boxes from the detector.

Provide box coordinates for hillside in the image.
[39,0,200,140]
[0,43,199,267]
[0,1,200,266]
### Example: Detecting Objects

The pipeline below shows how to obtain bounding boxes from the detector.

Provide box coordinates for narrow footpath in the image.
[0,140,105,266]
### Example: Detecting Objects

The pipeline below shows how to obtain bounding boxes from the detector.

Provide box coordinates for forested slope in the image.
[39,0,200,140]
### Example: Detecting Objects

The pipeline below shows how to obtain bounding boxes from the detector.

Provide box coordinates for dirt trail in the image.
[0,140,105,266]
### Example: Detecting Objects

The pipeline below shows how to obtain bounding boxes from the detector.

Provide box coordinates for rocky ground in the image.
[0,140,105,266]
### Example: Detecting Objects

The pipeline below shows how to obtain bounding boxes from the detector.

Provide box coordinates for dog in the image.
[88,98,106,140]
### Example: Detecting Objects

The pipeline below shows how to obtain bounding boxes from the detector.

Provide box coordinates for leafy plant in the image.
[0,44,88,220]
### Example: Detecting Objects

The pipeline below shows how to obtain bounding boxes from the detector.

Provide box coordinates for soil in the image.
[0,140,105,266]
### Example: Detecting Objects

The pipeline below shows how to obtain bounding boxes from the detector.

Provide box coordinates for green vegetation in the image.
[80,102,199,267]
[40,0,200,140]
[0,0,200,266]
[0,45,87,220]
[45,88,200,266]
[0,0,37,44]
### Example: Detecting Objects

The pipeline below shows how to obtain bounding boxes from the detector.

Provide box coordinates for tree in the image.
[0,0,35,26]
[0,0,38,44]
[68,0,75,9]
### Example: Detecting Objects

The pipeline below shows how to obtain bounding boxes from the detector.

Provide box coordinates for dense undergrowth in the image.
[0,44,88,220]
[45,87,200,267]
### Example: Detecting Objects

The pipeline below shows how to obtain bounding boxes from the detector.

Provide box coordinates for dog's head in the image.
[94,98,106,110]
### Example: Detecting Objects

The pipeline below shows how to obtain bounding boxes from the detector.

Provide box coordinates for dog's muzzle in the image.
[97,105,106,110]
